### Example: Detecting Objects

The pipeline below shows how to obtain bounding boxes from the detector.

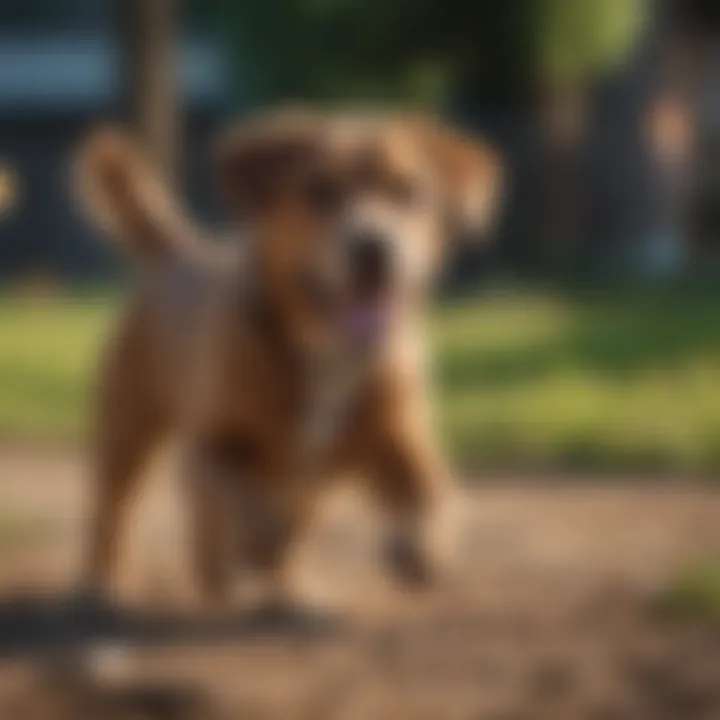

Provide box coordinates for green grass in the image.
[0,296,116,443]
[434,283,720,473]
[3,284,720,473]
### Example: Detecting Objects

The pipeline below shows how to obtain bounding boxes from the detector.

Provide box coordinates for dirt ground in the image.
[0,450,718,720]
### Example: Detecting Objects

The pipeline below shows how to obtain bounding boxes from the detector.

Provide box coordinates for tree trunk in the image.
[115,0,179,184]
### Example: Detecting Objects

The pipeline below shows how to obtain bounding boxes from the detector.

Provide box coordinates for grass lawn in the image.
[434,284,720,473]
[0,295,117,443]
[2,283,720,473]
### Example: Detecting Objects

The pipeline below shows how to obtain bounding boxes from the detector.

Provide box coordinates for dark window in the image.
[0,0,109,32]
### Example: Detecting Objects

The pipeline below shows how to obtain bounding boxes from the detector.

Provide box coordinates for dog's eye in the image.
[304,174,342,213]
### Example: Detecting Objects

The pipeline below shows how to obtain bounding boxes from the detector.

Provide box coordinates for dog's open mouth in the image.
[298,270,392,349]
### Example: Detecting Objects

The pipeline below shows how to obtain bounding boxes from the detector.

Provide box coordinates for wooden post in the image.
[116,0,179,184]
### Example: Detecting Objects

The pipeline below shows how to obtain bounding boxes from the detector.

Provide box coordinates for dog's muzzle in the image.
[349,230,392,296]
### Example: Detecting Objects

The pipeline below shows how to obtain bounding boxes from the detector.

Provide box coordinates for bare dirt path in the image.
[0,450,719,719]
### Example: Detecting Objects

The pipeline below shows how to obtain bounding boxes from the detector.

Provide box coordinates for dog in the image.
[75,108,502,608]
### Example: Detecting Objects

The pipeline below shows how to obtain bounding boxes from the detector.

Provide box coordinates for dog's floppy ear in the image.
[410,118,504,240]
[214,110,322,219]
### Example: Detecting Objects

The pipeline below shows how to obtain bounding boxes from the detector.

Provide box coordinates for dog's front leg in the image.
[370,419,455,589]
[184,442,318,611]
[243,482,320,611]
[183,446,244,606]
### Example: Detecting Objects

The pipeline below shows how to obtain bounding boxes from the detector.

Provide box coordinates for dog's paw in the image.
[383,534,437,590]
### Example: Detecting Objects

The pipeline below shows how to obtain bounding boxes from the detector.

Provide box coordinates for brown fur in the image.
[75,110,503,606]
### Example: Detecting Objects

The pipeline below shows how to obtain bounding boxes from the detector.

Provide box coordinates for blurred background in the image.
[0,0,718,472]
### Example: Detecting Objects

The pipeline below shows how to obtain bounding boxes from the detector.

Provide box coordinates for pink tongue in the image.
[345,300,388,346]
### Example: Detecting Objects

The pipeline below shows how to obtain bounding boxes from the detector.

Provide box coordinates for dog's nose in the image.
[350,230,391,292]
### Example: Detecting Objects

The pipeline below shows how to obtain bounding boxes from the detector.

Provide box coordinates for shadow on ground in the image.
[0,591,348,659]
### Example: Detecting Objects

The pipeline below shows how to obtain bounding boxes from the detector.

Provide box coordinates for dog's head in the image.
[217,109,502,355]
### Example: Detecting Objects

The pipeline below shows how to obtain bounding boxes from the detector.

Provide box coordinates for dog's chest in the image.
[297,362,366,468]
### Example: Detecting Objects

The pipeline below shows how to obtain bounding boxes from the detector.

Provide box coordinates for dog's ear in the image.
[215,110,322,219]
[410,118,504,240]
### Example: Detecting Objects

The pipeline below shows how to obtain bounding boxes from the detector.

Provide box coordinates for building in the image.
[0,0,226,281]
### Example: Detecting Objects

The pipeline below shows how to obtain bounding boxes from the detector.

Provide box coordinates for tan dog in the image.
[76,109,502,608]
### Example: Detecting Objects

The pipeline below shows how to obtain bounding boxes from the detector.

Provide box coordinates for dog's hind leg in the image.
[83,307,170,601]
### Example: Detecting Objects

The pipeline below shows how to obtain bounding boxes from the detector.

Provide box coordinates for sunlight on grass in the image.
[0,297,115,442]
[433,285,720,472]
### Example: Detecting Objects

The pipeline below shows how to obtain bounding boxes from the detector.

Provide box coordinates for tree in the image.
[213,0,649,271]
[115,0,179,182]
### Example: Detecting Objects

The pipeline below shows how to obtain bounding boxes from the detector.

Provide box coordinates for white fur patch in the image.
[299,360,366,468]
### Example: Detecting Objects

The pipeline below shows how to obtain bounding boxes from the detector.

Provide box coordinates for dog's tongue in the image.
[344,298,389,347]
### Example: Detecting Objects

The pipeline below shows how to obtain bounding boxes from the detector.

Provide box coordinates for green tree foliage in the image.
[537,0,645,85]
[205,0,645,108]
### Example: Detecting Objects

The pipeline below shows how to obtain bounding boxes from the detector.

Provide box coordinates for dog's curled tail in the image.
[74,126,199,266]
